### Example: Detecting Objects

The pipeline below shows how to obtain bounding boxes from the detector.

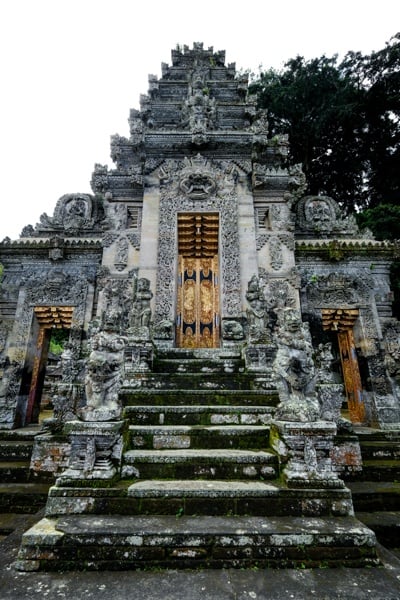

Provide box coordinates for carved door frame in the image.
[176,212,220,348]
[24,306,73,425]
[322,308,365,424]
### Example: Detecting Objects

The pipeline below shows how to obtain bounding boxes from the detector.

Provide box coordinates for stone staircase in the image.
[346,428,400,550]
[16,350,379,570]
[0,428,51,540]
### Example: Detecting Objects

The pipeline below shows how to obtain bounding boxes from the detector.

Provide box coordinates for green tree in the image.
[250,33,400,212]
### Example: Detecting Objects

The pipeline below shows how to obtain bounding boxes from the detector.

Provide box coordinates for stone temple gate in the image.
[1,43,400,569]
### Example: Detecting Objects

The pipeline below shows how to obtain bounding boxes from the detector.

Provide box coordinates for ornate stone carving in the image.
[126,233,141,251]
[306,272,373,306]
[221,319,244,341]
[314,343,345,422]
[295,195,366,237]
[41,383,83,433]
[91,164,109,193]
[32,194,103,235]
[105,203,127,230]
[81,315,127,422]
[153,319,174,340]
[269,237,283,270]
[114,236,128,271]
[0,362,23,427]
[177,155,217,199]
[60,421,125,481]
[245,275,273,343]
[271,421,343,489]
[155,157,242,323]
[265,279,297,310]
[287,164,307,199]
[128,278,153,340]
[273,308,320,422]
[180,70,216,143]
[383,320,400,382]
[124,342,153,376]
[128,108,145,145]
[252,165,291,191]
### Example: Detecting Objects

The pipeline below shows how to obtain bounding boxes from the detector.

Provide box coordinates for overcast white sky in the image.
[0,0,398,240]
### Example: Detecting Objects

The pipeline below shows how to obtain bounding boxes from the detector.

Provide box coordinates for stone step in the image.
[153,359,244,374]
[126,480,352,518]
[129,425,270,450]
[0,483,50,513]
[122,449,278,481]
[359,441,400,460]
[45,480,353,518]
[124,371,274,392]
[143,372,260,390]
[43,481,351,518]
[124,404,274,426]
[0,440,34,461]
[16,514,378,571]
[356,511,400,548]
[0,427,40,441]
[347,481,400,512]
[0,513,26,535]
[121,389,279,407]
[357,460,400,481]
[0,461,31,483]
[155,348,241,361]
[355,428,400,443]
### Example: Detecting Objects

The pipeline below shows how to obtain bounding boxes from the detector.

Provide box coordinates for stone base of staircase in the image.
[16,514,378,571]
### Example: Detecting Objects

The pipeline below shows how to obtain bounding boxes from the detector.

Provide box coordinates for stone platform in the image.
[16,514,378,571]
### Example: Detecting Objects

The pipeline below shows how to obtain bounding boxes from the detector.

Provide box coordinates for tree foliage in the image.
[250,33,400,213]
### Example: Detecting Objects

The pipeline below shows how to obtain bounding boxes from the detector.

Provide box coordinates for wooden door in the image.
[176,256,220,348]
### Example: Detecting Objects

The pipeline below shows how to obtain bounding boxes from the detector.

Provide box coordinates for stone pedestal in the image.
[271,420,345,490]
[57,420,125,484]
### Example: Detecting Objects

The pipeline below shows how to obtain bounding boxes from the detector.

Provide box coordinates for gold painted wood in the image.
[34,306,74,329]
[176,255,220,348]
[176,213,220,348]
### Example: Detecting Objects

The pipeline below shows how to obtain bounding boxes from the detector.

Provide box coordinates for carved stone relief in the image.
[114,236,129,271]
[295,195,367,237]
[31,194,104,235]
[305,272,373,306]
[273,308,320,422]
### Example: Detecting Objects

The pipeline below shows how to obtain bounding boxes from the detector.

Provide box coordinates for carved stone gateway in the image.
[1,42,397,571]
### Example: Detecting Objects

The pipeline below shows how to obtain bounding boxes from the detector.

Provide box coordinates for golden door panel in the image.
[176,256,219,348]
